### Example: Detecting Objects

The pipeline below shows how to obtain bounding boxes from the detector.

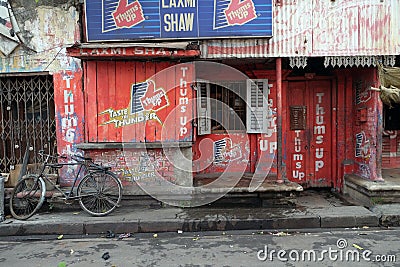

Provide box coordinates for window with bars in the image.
[196,79,268,135]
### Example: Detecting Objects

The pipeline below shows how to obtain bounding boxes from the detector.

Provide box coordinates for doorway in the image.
[286,79,335,187]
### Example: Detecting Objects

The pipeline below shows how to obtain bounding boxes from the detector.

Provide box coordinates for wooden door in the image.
[287,80,333,187]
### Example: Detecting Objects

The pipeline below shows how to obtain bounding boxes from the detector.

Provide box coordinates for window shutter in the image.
[246,79,268,133]
[197,83,211,135]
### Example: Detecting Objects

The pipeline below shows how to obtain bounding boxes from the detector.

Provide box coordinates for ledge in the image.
[76,142,193,150]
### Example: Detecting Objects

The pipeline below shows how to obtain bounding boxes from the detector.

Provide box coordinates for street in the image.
[0,228,398,267]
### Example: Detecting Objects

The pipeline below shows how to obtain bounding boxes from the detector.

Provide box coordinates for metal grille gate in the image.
[0,74,57,173]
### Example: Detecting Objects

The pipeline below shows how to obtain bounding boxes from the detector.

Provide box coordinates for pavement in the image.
[0,189,399,237]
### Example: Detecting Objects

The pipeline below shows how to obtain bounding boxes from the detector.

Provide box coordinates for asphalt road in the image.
[0,228,399,267]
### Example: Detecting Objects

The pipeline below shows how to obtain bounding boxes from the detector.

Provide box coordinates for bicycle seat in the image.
[49,163,63,169]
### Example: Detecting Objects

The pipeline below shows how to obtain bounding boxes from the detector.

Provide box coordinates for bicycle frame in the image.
[38,152,109,200]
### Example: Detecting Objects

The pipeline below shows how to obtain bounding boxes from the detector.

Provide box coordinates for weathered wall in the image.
[352,68,382,181]
[0,1,84,184]
[82,147,193,195]
[0,1,81,73]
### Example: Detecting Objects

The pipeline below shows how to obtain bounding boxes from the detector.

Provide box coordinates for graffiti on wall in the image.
[91,149,176,185]
[99,80,169,127]
[357,162,371,179]
[355,80,372,105]
[355,131,371,160]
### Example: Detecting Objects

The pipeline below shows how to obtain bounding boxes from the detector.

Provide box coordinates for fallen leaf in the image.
[352,244,364,250]
[362,226,369,229]
[58,262,66,267]
[70,249,74,255]
[153,233,158,238]
[57,235,63,240]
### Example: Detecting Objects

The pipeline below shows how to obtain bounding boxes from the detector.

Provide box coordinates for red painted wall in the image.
[84,61,194,143]
[54,70,85,185]
[192,70,278,178]
[382,131,400,168]
[351,68,382,181]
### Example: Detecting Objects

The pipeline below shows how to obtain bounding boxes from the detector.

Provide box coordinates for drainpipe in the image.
[276,57,285,183]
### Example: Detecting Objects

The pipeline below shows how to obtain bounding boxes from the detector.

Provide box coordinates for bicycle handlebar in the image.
[38,151,91,163]
[37,151,109,171]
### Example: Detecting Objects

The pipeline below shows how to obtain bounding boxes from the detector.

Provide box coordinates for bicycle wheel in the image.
[10,174,46,220]
[77,171,122,216]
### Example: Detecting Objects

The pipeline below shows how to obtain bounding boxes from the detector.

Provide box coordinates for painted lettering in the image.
[293,154,303,161]
[292,130,304,179]
[164,13,194,32]
[179,66,190,137]
[292,170,305,179]
[314,93,325,172]
[260,140,277,153]
[315,160,324,172]
[162,0,196,8]
[61,76,78,146]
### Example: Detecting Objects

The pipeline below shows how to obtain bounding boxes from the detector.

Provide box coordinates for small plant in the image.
[371,197,384,205]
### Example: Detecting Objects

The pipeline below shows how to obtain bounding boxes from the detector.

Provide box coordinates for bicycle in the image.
[9,151,123,220]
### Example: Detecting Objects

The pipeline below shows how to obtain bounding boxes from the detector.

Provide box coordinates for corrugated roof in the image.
[201,0,400,58]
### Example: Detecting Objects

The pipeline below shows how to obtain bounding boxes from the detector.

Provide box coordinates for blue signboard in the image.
[85,0,273,41]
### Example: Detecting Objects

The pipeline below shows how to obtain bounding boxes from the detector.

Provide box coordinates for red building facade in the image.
[59,0,400,201]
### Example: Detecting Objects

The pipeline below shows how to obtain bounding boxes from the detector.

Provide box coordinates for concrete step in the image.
[344,174,400,208]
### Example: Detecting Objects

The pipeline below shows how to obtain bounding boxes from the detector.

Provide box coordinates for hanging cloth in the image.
[377,63,400,107]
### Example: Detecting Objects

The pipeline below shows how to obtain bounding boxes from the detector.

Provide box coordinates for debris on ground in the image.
[352,244,364,250]
[118,233,132,240]
[102,252,110,260]
[106,230,115,238]
[271,232,291,236]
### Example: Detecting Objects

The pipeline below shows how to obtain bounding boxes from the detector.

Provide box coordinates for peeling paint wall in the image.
[0,1,84,183]
[352,68,382,181]
[0,1,81,73]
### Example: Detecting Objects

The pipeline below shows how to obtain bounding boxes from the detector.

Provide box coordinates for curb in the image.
[0,212,380,237]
